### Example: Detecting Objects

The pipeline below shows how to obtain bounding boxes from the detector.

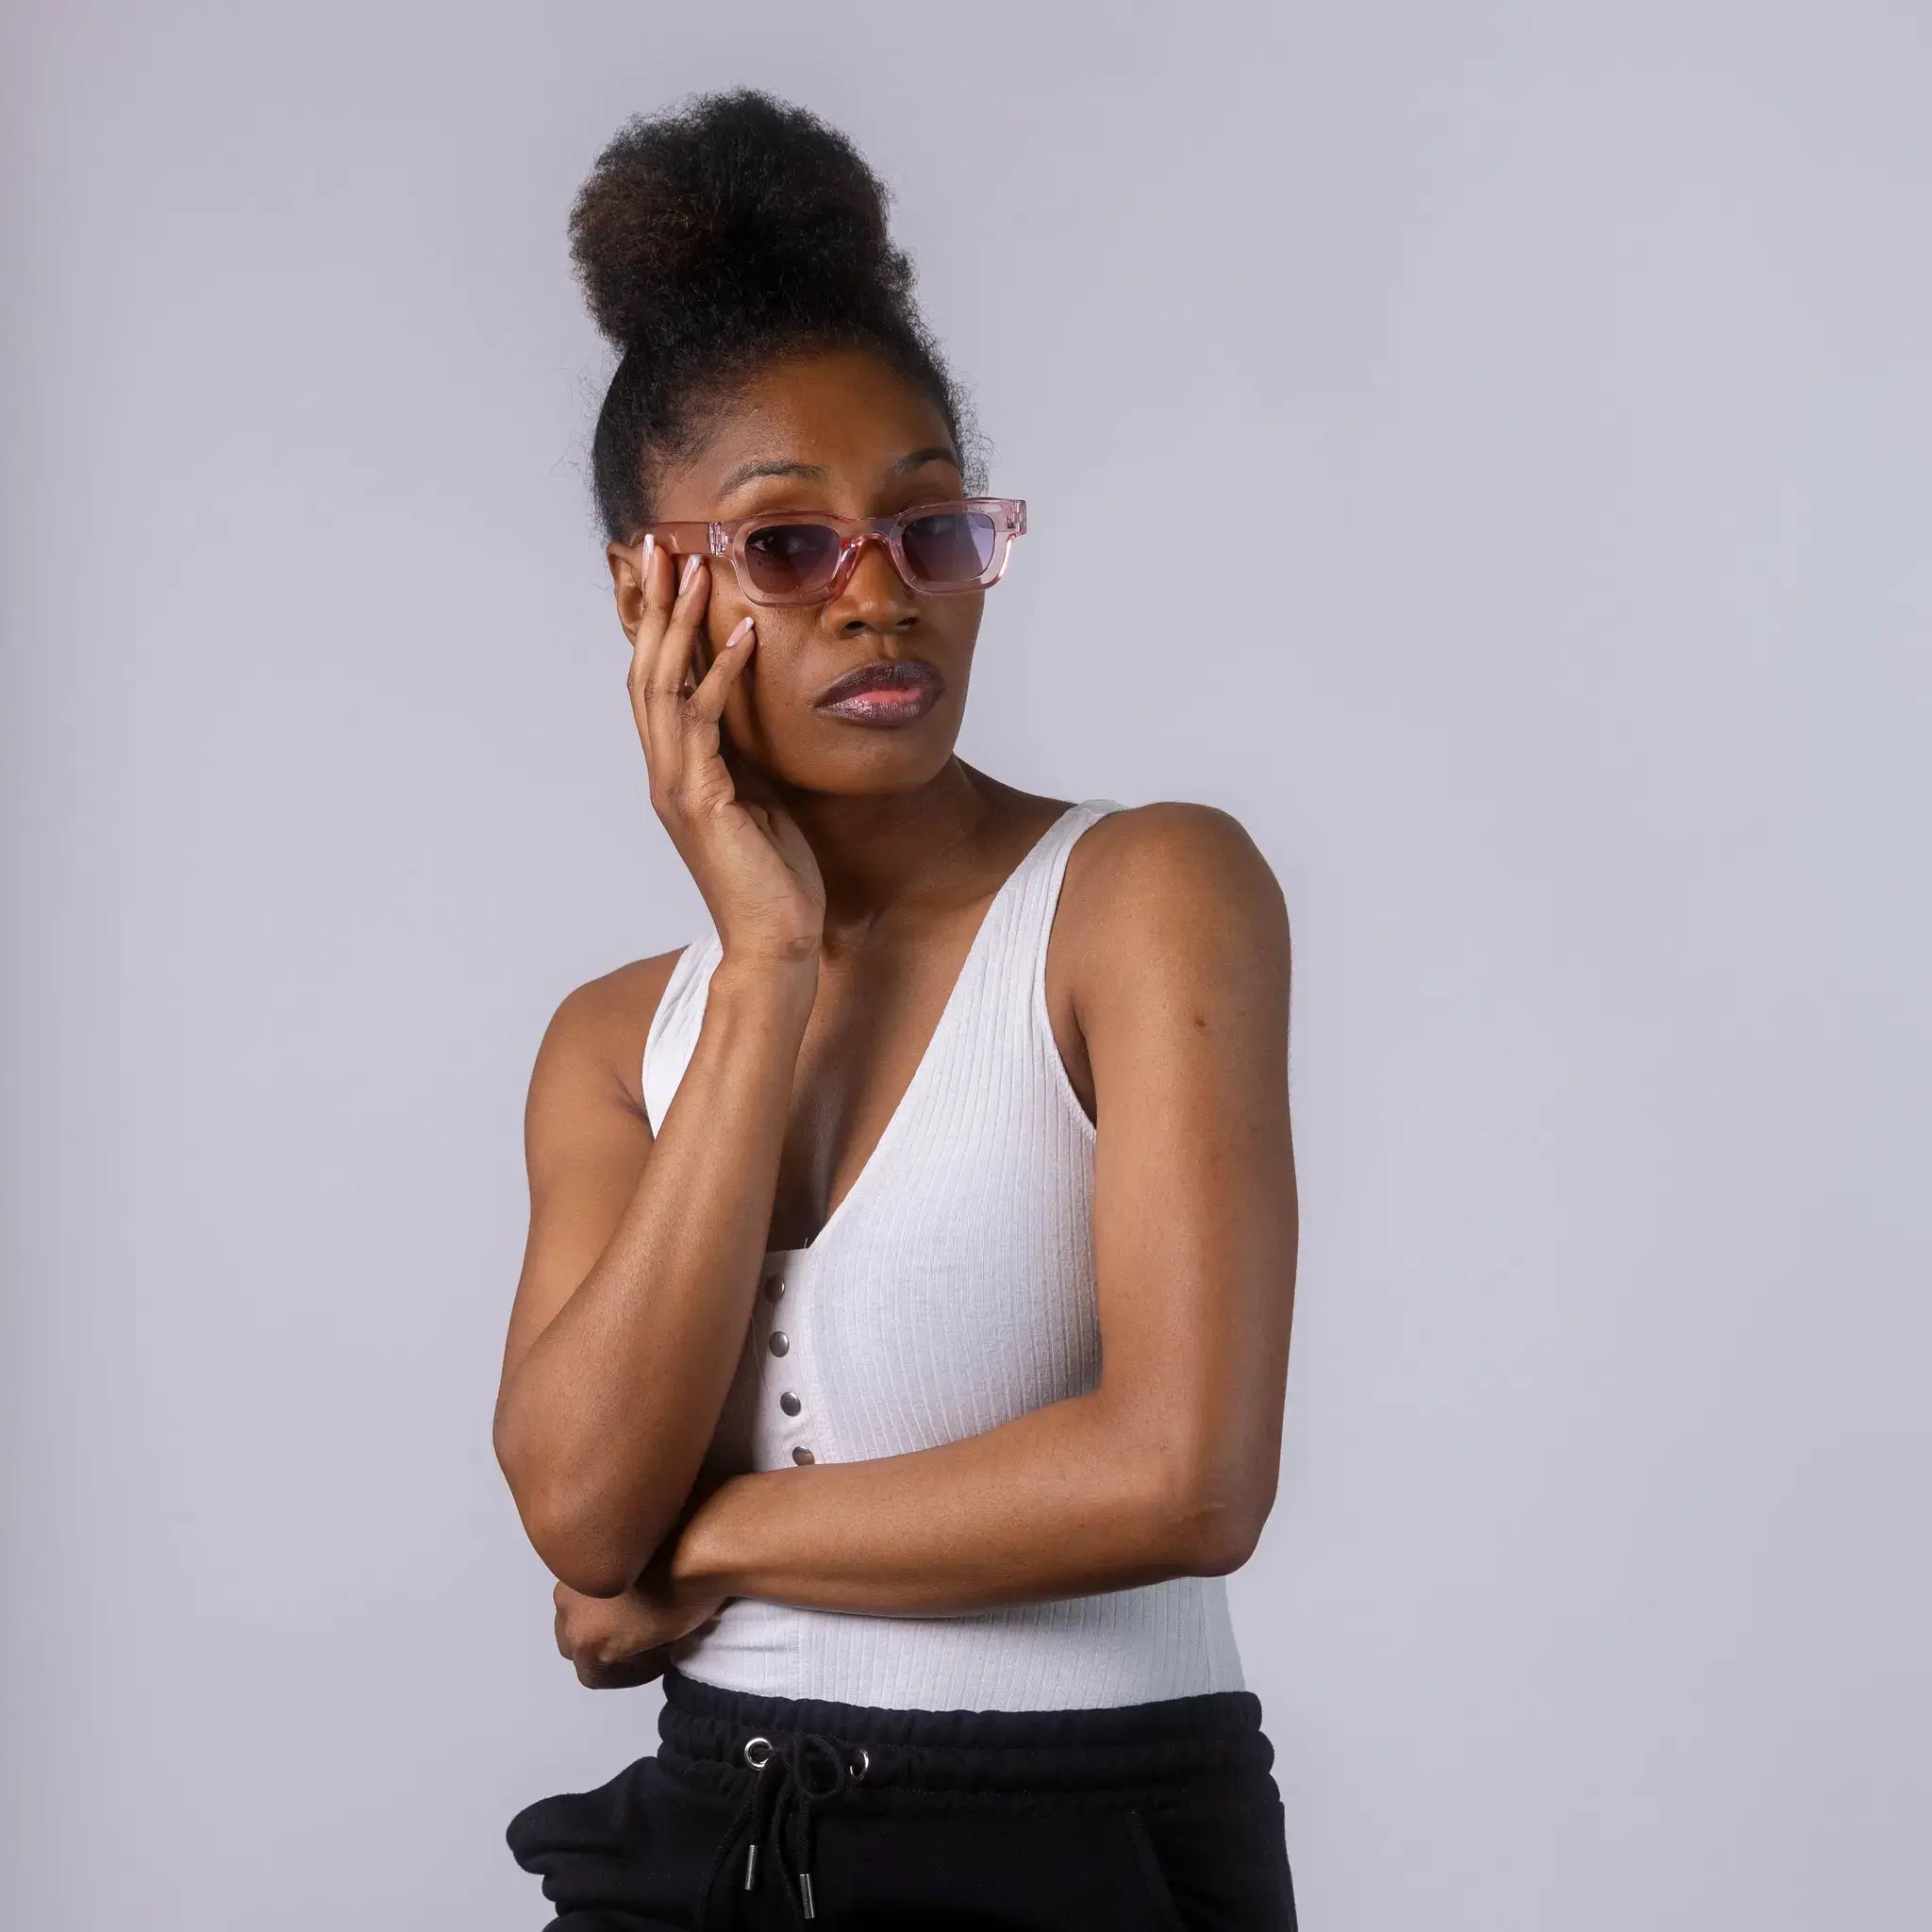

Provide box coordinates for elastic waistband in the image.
[657,1665,1275,1805]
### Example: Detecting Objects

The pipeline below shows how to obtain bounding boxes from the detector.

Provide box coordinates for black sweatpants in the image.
[506,1664,1298,1929]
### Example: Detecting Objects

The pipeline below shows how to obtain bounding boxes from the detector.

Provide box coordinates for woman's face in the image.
[609,345,986,797]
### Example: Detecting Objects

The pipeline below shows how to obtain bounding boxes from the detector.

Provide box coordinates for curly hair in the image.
[568,88,984,541]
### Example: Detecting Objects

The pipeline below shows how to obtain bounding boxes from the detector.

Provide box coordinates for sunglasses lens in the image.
[901,507,997,586]
[742,522,843,598]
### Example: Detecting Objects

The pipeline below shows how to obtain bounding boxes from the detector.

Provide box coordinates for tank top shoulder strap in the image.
[1007,796,1127,985]
[641,928,720,1136]
[938,796,1128,1075]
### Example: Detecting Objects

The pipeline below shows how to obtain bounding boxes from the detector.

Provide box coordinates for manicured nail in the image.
[726,616,755,646]
[680,554,702,591]
[641,533,656,571]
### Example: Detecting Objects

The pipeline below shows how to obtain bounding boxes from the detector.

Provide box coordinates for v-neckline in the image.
[747,801,1086,1260]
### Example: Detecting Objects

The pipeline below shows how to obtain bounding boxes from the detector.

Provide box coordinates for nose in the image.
[824,532,918,632]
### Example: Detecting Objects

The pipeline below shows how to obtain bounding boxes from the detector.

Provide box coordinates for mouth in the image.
[812,658,945,727]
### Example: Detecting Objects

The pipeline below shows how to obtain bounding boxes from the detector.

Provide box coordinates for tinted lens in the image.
[901,508,996,585]
[742,521,843,597]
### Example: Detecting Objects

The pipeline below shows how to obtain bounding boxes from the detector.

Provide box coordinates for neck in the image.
[776,761,1029,941]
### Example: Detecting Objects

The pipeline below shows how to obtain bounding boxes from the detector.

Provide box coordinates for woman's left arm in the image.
[666,804,1297,1618]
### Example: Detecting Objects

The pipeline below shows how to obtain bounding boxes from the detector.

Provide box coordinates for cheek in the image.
[928,594,985,657]
[703,592,752,652]
[697,594,758,687]
[725,608,818,707]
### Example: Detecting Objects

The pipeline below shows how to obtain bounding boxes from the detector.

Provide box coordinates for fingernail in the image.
[726,616,755,646]
[680,554,702,591]
[641,533,656,570]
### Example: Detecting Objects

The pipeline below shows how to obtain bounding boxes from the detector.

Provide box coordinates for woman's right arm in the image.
[493,538,825,1598]
[492,950,815,1598]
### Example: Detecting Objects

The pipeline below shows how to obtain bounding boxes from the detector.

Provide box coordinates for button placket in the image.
[758,1255,818,1470]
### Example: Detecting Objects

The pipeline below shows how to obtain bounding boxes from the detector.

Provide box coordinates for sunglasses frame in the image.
[633,497,1028,608]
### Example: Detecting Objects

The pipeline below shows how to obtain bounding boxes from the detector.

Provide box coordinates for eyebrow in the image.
[715,446,961,498]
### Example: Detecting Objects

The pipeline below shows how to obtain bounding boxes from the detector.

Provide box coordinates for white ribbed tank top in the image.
[641,797,1247,1712]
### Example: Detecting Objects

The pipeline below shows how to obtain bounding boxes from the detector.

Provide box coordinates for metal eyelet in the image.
[848,1743,870,1779]
[742,1735,774,1769]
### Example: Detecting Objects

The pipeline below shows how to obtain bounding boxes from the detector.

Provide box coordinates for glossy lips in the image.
[813,658,944,726]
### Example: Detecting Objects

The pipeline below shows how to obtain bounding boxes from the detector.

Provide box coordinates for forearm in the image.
[667,1388,1256,1616]
[496,959,813,1594]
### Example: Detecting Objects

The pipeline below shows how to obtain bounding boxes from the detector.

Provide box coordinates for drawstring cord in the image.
[727,1727,870,1924]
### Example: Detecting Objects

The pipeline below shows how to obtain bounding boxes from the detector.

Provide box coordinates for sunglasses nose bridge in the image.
[825,525,911,600]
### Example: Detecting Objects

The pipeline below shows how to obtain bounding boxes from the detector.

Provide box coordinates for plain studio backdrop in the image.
[3,4,1926,1927]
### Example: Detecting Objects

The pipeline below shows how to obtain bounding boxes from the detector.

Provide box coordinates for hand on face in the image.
[624,538,826,969]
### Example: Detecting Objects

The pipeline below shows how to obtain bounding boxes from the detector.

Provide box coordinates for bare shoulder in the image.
[1041,802,1290,1117]
[529,945,691,1125]
[1059,800,1291,977]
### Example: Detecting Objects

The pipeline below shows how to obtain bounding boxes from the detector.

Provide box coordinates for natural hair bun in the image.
[568,89,974,541]
[568,87,912,354]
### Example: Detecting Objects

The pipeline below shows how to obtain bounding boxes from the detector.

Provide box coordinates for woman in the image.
[494,88,1299,1930]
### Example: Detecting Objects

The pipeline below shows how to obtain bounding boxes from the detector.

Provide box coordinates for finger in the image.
[635,553,712,786]
[624,535,680,762]
[624,532,669,673]
[639,532,680,631]
[577,1646,670,1690]
[655,553,711,708]
[640,531,668,610]
[687,615,757,727]
[624,539,666,733]
[579,1661,659,1690]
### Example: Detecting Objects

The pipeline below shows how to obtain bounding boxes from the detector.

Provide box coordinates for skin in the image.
[491,345,1298,1690]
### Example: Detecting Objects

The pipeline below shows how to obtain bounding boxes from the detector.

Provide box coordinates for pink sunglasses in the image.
[635,497,1027,608]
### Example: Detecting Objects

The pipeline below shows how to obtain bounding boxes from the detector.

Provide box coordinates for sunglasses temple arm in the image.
[634,521,723,555]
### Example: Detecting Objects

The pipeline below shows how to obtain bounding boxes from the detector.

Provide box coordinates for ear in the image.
[607,539,647,638]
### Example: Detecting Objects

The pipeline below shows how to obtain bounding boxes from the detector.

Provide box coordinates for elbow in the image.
[493,1420,652,1599]
[1153,1459,1276,1578]
[1174,1502,1265,1576]
[516,1484,650,1599]
[546,1551,644,1602]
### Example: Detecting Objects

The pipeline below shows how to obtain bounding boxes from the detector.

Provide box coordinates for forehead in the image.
[675,347,958,499]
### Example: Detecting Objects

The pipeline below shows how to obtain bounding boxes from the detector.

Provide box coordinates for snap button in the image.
[792,1446,815,1464]
[778,1391,802,1416]
[768,1331,790,1357]
[763,1276,784,1301]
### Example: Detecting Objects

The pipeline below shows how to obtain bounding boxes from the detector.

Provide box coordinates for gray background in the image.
[4,3,1926,1926]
